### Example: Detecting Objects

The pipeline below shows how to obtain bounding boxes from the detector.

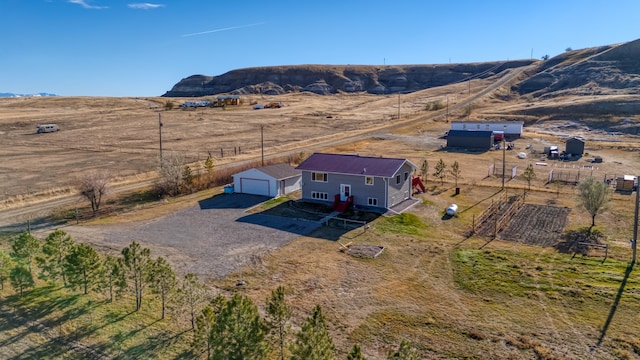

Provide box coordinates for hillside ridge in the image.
[164,39,640,100]
[162,60,535,97]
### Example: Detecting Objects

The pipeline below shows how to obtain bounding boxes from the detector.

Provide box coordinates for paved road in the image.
[60,193,321,278]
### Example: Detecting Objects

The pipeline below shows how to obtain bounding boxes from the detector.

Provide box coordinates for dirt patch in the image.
[346,244,385,258]
[499,203,571,246]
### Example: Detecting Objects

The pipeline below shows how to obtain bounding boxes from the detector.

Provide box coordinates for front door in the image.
[340,184,351,201]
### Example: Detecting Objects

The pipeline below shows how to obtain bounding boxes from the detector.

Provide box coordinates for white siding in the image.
[233,168,301,197]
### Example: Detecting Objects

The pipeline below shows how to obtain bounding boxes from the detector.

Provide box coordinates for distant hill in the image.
[513,38,640,98]
[163,38,640,102]
[162,61,535,97]
[0,92,57,98]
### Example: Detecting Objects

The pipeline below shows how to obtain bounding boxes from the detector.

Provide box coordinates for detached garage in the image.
[232,163,301,197]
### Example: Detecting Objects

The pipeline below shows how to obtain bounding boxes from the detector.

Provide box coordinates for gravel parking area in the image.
[62,194,321,279]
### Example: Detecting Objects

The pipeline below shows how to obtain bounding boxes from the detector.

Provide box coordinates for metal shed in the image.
[232,163,301,197]
[446,130,494,150]
[565,137,585,155]
[450,121,523,138]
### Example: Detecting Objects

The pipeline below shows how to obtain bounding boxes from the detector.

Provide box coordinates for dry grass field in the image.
[2,72,640,358]
[0,78,494,208]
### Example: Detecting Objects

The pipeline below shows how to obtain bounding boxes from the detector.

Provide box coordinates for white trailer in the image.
[450,121,523,137]
[36,124,60,133]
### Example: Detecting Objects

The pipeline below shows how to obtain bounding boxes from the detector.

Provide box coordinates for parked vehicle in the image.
[36,124,59,133]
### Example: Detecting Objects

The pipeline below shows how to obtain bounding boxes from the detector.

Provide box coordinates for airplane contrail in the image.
[181,22,265,37]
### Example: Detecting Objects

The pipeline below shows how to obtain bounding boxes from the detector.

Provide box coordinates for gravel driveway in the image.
[63,194,321,279]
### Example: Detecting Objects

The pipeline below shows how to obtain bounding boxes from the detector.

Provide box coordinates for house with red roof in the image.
[296,153,418,211]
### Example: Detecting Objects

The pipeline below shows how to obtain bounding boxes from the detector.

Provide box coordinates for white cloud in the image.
[128,3,165,10]
[68,0,108,9]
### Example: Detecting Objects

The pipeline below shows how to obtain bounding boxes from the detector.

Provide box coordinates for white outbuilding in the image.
[232,163,301,197]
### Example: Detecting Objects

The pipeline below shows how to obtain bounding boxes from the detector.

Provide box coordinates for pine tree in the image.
[11,231,40,275]
[194,295,226,360]
[182,165,194,187]
[347,344,367,360]
[210,293,267,360]
[64,243,102,295]
[101,255,126,302]
[387,340,420,360]
[204,156,214,174]
[149,256,176,320]
[122,241,151,311]
[179,273,205,330]
[290,305,336,360]
[266,286,292,360]
[10,265,34,297]
[0,251,13,291]
[36,229,75,286]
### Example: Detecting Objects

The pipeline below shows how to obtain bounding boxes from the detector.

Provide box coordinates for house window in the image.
[311,172,328,182]
[396,174,401,184]
[404,172,409,181]
[368,197,378,206]
[311,191,328,200]
[365,176,374,185]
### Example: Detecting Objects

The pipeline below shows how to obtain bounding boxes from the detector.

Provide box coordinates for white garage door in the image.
[239,178,270,196]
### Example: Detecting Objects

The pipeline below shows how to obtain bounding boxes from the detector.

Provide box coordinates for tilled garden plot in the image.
[498,204,571,246]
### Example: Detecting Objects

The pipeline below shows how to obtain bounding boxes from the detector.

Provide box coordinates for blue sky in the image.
[2,0,638,97]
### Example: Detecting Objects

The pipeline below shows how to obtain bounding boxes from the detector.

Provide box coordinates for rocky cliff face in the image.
[514,39,640,98]
[162,60,535,97]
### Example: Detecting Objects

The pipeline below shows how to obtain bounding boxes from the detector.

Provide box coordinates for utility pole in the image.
[397,94,400,120]
[632,178,639,265]
[446,96,449,123]
[260,125,264,166]
[467,79,471,120]
[159,113,163,168]
[502,126,506,190]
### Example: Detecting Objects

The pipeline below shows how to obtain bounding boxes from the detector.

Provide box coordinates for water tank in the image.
[446,204,458,216]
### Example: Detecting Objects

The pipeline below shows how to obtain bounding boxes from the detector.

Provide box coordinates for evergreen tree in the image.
[266,286,292,360]
[36,229,75,286]
[290,305,336,360]
[179,273,205,330]
[449,161,462,188]
[204,156,214,174]
[182,165,194,187]
[10,265,34,297]
[64,243,102,295]
[387,341,420,360]
[122,241,151,311]
[11,231,40,275]
[101,255,126,302]
[433,159,447,185]
[347,344,367,360]
[211,293,267,360]
[194,295,226,360]
[149,256,176,320]
[523,163,536,190]
[0,251,13,291]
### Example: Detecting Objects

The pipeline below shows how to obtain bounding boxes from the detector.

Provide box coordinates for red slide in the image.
[412,177,426,193]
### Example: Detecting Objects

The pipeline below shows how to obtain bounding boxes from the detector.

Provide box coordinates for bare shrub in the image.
[156,152,186,196]
[77,170,111,215]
